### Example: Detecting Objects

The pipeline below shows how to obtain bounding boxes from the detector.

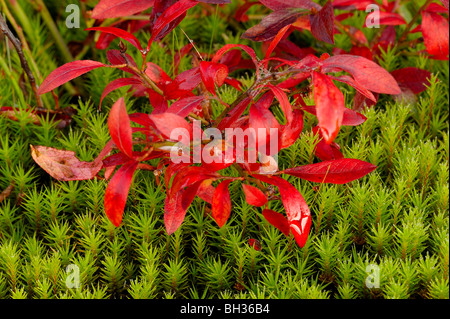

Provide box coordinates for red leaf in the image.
[259,0,321,11]
[242,184,268,207]
[267,84,293,123]
[249,101,281,153]
[38,60,105,94]
[264,25,291,61]
[86,27,143,52]
[212,44,259,71]
[149,112,192,142]
[312,126,344,161]
[342,108,367,126]
[30,145,103,181]
[330,75,377,102]
[309,1,335,44]
[241,8,307,42]
[107,98,133,158]
[148,0,198,49]
[280,109,304,149]
[212,180,233,227]
[262,209,290,236]
[282,158,377,184]
[364,11,406,27]
[164,67,201,100]
[92,0,155,19]
[312,72,345,144]
[200,62,229,95]
[248,238,262,251]
[321,54,401,95]
[164,188,187,235]
[106,50,138,75]
[217,96,253,131]
[253,175,311,247]
[100,78,142,109]
[95,20,149,50]
[422,11,449,59]
[104,160,139,226]
[441,0,449,10]
[390,67,432,95]
[197,0,231,3]
[332,0,374,10]
[168,96,205,118]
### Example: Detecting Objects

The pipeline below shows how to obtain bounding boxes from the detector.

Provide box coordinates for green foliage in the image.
[0,0,448,300]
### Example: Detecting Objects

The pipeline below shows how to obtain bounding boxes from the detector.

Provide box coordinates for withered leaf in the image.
[31,145,103,181]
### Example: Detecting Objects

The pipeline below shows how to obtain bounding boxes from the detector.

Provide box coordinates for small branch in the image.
[398,0,433,43]
[0,14,43,108]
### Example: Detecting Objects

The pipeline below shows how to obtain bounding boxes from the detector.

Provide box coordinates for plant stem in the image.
[0,52,27,107]
[398,0,433,43]
[0,13,43,108]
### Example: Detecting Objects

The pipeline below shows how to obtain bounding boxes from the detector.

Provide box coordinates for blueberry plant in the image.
[27,0,448,251]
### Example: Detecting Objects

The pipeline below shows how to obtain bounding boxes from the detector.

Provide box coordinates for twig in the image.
[0,14,43,108]
[398,0,433,43]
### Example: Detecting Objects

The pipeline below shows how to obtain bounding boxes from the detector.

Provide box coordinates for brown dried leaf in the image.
[31,145,103,181]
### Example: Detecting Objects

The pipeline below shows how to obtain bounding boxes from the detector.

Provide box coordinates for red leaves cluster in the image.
[29,0,444,249]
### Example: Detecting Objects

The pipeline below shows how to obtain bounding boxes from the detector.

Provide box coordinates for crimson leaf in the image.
[282,158,377,184]
[104,160,139,226]
[38,60,105,94]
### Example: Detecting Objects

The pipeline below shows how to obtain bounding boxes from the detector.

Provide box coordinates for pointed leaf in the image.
[200,61,229,95]
[104,160,139,226]
[86,27,143,51]
[422,11,449,58]
[38,60,106,94]
[309,1,335,44]
[312,71,345,144]
[253,174,311,247]
[107,98,133,158]
[148,0,198,49]
[242,184,268,207]
[149,112,192,141]
[259,0,320,10]
[390,67,432,95]
[168,96,205,117]
[92,0,155,19]
[211,180,233,227]
[282,158,377,184]
[321,55,401,95]
[100,78,142,109]
[262,209,290,236]
[241,8,307,42]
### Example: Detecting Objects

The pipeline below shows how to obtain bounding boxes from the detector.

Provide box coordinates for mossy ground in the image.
[0,0,448,299]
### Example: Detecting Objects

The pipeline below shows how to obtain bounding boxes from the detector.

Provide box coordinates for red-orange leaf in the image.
[282,158,377,184]
[242,184,268,207]
[107,98,133,158]
[92,0,155,19]
[212,180,233,228]
[104,160,138,227]
[38,60,106,95]
[253,174,311,247]
[321,55,401,95]
[312,71,345,144]
[422,11,449,59]
[200,61,229,95]
[262,209,290,236]
[86,27,144,52]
